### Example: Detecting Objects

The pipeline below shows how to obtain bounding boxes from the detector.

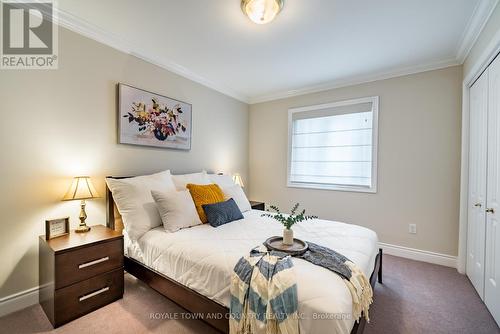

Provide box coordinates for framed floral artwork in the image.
[118,83,192,150]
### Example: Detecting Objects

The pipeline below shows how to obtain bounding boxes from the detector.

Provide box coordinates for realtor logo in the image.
[1,0,58,69]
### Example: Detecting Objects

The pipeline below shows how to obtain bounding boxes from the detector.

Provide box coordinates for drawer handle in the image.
[78,256,109,269]
[79,287,110,302]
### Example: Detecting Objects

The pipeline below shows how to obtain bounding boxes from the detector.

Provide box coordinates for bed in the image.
[106,180,382,334]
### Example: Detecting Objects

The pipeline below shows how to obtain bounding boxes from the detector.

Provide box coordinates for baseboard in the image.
[0,286,39,317]
[379,242,457,268]
[0,243,457,317]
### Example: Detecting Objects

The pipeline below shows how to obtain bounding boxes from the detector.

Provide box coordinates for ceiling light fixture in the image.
[241,0,284,25]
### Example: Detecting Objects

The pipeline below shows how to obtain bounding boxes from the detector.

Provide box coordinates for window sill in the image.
[286,182,377,193]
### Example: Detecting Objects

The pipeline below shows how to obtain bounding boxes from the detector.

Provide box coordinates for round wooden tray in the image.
[264,236,308,256]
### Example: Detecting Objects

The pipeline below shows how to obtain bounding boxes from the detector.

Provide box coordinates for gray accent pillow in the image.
[202,198,244,227]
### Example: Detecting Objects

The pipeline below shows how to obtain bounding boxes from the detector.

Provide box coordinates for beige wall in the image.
[249,66,462,256]
[464,2,500,78]
[0,28,249,298]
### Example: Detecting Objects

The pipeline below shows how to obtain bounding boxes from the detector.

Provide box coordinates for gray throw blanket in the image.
[229,242,373,334]
[297,242,352,280]
[297,241,373,322]
[230,245,298,334]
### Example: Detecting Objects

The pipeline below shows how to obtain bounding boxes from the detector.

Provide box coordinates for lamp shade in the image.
[62,176,100,201]
[233,174,245,188]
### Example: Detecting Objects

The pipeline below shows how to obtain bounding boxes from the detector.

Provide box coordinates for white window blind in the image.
[287,96,378,192]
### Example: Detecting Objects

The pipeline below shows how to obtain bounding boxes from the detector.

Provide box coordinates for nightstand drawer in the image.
[55,239,123,289]
[54,268,124,326]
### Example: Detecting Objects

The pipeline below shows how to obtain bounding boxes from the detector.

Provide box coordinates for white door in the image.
[467,69,489,298]
[485,55,500,325]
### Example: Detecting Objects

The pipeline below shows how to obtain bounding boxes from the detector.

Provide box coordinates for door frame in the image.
[458,28,500,274]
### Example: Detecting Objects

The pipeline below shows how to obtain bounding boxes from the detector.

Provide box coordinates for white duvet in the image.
[126,210,379,334]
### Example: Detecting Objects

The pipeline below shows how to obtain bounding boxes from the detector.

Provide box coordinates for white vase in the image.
[283,228,294,245]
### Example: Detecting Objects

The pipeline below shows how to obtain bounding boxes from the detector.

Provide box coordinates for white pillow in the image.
[222,185,251,212]
[208,174,235,188]
[171,171,211,190]
[106,170,175,240]
[151,190,202,232]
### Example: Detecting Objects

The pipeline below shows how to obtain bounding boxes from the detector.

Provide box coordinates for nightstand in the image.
[39,225,124,328]
[250,201,265,211]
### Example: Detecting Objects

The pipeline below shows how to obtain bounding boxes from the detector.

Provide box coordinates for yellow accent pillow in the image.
[186,183,225,223]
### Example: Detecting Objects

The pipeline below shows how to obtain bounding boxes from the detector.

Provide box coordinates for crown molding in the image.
[248,58,459,104]
[39,2,496,105]
[251,0,498,104]
[456,0,499,64]
[49,6,250,104]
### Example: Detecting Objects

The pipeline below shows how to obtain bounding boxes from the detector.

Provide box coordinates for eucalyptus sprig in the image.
[262,203,317,230]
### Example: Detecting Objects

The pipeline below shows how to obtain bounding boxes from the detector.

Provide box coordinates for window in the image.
[287,96,378,192]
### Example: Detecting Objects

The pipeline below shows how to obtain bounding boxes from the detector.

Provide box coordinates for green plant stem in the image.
[261,203,317,229]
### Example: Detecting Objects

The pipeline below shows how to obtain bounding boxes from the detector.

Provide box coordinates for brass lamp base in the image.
[75,225,91,233]
[75,199,91,233]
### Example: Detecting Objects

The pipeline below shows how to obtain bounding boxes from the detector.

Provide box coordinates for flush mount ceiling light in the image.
[241,0,284,25]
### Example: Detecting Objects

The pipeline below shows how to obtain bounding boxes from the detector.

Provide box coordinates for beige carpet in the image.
[0,274,220,334]
[1,255,499,334]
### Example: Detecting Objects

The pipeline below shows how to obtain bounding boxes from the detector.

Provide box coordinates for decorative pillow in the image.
[186,183,225,223]
[171,171,211,190]
[208,174,235,188]
[222,185,251,212]
[105,170,176,241]
[151,190,201,232]
[202,198,244,227]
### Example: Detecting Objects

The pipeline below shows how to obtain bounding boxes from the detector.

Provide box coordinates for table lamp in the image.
[62,176,100,233]
[233,173,244,188]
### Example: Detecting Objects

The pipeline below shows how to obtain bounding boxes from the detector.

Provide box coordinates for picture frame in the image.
[45,217,70,240]
[118,83,192,150]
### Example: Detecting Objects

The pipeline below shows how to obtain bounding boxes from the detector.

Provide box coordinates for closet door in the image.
[485,55,500,325]
[467,69,488,298]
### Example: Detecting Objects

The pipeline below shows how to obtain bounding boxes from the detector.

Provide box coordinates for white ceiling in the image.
[56,0,493,103]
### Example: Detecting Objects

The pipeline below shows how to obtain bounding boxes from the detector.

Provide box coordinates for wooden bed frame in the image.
[106,181,383,334]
